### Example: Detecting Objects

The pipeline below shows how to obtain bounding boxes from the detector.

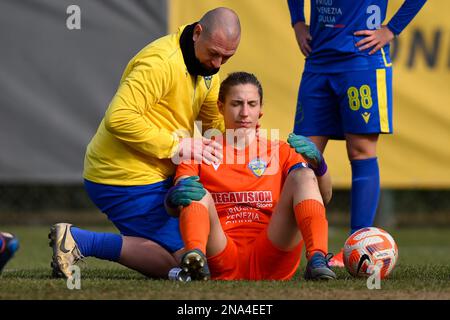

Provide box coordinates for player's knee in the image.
[347,146,376,160]
[288,167,317,186]
[193,190,215,210]
[322,188,332,205]
[346,135,378,160]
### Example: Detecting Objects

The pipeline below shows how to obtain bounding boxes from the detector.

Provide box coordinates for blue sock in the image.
[70,227,122,262]
[350,157,380,234]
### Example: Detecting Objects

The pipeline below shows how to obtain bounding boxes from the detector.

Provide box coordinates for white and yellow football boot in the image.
[48,223,84,278]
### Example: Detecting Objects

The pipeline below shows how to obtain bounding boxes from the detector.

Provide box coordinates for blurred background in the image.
[0,0,449,231]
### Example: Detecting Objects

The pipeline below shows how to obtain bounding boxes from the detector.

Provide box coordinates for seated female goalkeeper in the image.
[166,71,336,281]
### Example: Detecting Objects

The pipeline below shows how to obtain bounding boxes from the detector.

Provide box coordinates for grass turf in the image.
[1,225,449,299]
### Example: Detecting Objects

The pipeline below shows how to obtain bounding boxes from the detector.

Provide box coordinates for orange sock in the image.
[294,199,328,259]
[179,202,210,254]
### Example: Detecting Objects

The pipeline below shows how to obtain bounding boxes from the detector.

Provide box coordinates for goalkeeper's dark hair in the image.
[218,72,263,105]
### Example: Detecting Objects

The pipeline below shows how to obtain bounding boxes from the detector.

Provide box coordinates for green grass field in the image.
[1,225,449,300]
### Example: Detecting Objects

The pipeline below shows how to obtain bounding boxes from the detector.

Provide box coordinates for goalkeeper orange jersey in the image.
[175,136,308,244]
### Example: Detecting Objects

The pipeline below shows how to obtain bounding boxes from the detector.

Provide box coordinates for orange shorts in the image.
[207,228,303,280]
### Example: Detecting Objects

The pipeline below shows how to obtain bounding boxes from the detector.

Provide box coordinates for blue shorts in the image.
[293,68,393,140]
[84,178,183,253]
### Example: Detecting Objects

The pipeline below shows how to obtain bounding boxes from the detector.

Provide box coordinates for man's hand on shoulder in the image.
[176,137,223,165]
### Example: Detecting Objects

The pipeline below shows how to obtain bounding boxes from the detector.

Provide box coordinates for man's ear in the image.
[193,23,203,42]
[218,101,224,115]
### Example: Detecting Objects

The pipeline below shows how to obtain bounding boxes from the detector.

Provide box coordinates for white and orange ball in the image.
[343,227,398,279]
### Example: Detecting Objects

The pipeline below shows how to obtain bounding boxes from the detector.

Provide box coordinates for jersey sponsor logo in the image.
[204,76,212,89]
[316,5,342,17]
[316,1,344,28]
[248,158,267,177]
[225,210,261,225]
[211,191,273,204]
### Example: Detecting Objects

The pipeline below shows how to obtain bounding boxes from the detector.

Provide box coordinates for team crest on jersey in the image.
[204,76,212,89]
[248,158,267,177]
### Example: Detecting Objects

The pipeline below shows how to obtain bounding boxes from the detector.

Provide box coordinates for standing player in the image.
[166,72,336,280]
[0,231,19,274]
[49,8,241,279]
[287,0,427,266]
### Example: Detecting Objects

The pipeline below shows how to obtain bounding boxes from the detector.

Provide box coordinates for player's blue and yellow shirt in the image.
[83,25,225,186]
[288,0,427,73]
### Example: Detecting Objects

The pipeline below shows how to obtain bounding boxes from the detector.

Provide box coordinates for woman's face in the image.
[219,83,262,130]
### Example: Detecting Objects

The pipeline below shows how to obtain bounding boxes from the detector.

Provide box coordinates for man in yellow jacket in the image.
[49,7,241,278]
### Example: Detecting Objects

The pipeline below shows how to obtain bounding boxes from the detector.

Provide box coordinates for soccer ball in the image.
[343,227,398,279]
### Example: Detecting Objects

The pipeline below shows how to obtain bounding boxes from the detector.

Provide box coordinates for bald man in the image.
[49,8,241,279]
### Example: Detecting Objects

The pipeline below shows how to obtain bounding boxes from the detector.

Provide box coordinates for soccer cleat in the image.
[168,267,192,282]
[180,249,210,281]
[48,223,84,278]
[328,249,345,268]
[304,252,337,280]
[0,232,19,274]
